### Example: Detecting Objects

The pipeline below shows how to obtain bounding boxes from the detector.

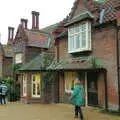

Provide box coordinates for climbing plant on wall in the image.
[88,56,104,68]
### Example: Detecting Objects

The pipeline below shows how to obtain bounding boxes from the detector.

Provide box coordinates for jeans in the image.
[75,106,83,120]
[0,95,6,104]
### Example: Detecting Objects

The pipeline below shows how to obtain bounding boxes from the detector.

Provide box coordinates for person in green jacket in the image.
[71,78,85,120]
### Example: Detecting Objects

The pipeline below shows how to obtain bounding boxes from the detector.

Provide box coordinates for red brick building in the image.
[48,0,120,111]
[13,11,58,103]
[0,27,14,80]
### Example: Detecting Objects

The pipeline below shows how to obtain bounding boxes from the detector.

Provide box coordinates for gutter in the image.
[116,24,120,111]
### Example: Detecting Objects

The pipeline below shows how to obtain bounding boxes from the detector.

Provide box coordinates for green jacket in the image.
[71,85,84,106]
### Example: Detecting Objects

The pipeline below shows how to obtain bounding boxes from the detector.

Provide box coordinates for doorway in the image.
[87,72,98,106]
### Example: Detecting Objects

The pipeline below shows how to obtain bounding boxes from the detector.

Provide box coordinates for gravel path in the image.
[0,102,119,120]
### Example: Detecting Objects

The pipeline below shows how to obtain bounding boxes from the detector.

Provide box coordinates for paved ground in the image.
[0,102,120,120]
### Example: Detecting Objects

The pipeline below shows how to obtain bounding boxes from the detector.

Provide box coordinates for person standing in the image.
[0,81,8,104]
[71,78,85,120]
[0,81,2,104]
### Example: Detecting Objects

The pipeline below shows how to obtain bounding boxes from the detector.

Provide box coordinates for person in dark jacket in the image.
[0,81,8,104]
[71,78,85,120]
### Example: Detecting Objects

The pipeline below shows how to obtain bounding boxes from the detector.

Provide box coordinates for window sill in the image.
[68,48,92,53]
[32,96,41,98]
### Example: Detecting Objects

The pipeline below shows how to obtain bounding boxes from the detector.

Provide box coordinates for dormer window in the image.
[15,53,23,64]
[68,21,91,53]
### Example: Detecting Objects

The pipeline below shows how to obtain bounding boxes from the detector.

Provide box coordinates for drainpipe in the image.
[56,38,59,62]
[116,24,120,111]
[56,38,60,102]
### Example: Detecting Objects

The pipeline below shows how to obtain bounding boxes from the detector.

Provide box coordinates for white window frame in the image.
[65,72,76,93]
[68,22,91,53]
[31,74,41,98]
[23,74,27,97]
[15,53,22,64]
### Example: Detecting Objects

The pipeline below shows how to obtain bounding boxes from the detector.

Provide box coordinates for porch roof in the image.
[18,53,54,72]
[47,55,106,72]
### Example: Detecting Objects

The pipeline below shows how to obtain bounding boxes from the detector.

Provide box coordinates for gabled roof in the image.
[25,29,51,48]
[65,0,120,26]
[14,24,53,49]
[19,53,54,71]
[65,11,94,26]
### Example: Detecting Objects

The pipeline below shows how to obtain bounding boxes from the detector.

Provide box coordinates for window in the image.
[32,74,41,98]
[23,74,27,96]
[65,72,77,93]
[15,53,22,63]
[68,22,91,53]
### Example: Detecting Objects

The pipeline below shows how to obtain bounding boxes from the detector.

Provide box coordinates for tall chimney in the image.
[21,18,28,29]
[88,0,94,8]
[7,27,14,45]
[31,11,39,30]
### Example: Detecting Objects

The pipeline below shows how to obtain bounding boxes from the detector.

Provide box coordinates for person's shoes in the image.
[80,118,84,120]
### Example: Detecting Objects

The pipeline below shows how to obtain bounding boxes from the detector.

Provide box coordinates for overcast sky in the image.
[0,0,75,44]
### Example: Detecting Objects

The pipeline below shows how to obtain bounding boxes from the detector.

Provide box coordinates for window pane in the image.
[24,87,26,93]
[70,36,74,50]
[81,32,86,47]
[74,26,79,33]
[69,28,74,34]
[75,35,80,49]
[37,83,40,95]
[15,53,22,63]
[33,83,36,95]
[88,31,91,48]
[33,76,35,82]
[81,24,86,31]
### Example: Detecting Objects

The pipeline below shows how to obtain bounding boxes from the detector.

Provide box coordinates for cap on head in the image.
[2,80,5,84]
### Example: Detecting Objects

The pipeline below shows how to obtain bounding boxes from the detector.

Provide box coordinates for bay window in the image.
[68,22,91,53]
[15,53,22,64]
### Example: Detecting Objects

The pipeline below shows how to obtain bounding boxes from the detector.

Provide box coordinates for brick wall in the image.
[93,25,119,110]
[3,57,13,78]
[25,47,41,63]
[72,0,87,18]
[0,53,3,78]
[21,72,59,104]
[98,72,105,107]
[59,72,65,103]
[57,24,119,110]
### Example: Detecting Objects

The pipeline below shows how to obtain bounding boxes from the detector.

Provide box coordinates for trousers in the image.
[75,106,83,120]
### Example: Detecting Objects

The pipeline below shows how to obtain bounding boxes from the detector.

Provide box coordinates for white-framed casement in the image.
[68,21,91,53]
[15,53,23,64]
[23,74,27,97]
[31,74,41,98]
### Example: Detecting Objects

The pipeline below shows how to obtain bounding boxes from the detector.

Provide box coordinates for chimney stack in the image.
[21,18,28,29]
[88,0,94,8]
[7,27,14,45]
[31,11,39,30]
